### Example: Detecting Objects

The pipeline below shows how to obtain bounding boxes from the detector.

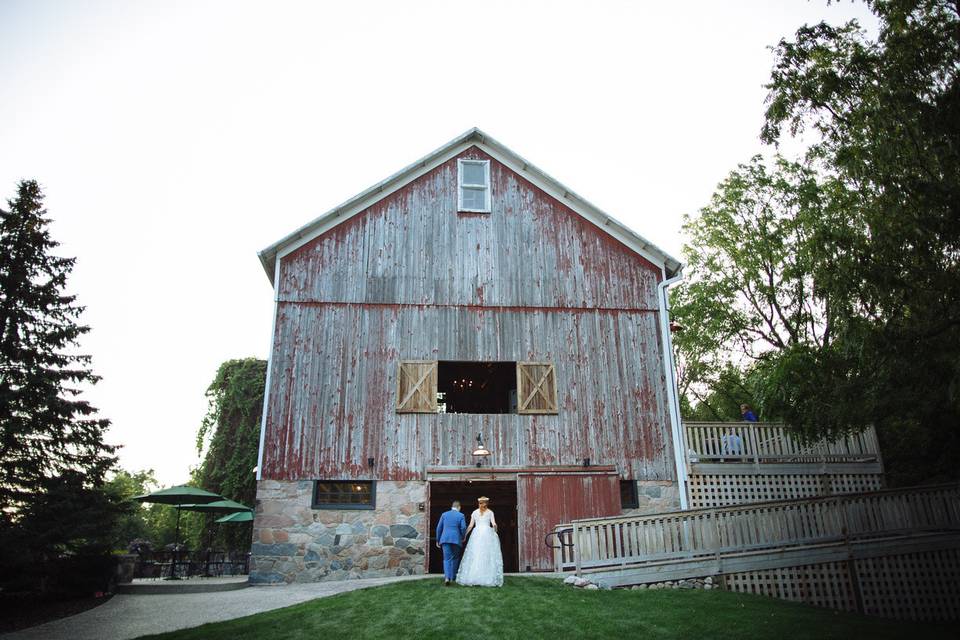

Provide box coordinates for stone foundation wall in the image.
[250,479,427,584]
[621,480,682,517]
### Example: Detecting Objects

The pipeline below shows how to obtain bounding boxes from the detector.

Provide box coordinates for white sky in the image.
[0,1,877,487]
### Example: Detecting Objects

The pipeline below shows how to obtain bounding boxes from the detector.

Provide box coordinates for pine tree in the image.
[0,180,116,522]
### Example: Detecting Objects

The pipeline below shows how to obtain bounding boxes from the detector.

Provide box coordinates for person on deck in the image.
[740,404,758,422]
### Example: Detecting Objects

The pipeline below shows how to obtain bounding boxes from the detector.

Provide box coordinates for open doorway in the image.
[427,480,519,574]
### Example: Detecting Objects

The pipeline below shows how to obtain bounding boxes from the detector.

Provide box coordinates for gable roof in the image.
[258,127,682,285]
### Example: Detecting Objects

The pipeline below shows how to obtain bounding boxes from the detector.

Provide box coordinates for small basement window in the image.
[458,159,490,212]
[620,480,638,509]
[438,361,516,414]
[312,480,376,509]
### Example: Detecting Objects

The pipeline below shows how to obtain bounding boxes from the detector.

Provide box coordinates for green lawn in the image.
[141,577,953,640]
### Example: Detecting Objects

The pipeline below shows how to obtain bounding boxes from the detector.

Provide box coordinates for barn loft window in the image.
[396,360,559,415]
[439,361,516,414]
[312,480,376,509]
[458,159,490,212]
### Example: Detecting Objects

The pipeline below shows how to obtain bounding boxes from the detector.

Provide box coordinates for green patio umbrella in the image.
[178,499,252,514]
[132,485,224,579]
[215,510,254,523]
[181,500,253,556]
[132,485,224,505]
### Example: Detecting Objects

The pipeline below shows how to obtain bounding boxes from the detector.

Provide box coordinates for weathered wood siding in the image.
[278,148,662,309]
[518,472,622,571]
[262,147,675,482]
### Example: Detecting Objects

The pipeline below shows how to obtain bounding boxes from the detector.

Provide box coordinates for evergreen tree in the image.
[0,180,116,521]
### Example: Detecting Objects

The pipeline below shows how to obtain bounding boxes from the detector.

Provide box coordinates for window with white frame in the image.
[458,159,491,212]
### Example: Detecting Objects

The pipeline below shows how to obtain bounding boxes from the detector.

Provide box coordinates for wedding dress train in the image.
[455,509,503,587]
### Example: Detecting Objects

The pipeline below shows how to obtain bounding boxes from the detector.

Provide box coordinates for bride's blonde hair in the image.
[478,496,490,503]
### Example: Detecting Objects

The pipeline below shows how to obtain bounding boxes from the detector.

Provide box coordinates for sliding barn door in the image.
[517,472,621,571]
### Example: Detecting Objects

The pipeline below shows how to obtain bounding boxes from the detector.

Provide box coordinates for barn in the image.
[250,128,686,583]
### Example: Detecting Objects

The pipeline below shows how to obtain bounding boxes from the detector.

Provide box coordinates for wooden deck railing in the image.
[684,421,882,465]
[553,483,959,574]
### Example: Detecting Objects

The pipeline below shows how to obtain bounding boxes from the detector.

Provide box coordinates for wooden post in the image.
[847,558,866,614]
[573,522,581,576]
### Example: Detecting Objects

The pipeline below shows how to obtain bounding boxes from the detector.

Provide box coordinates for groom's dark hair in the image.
[451,500,461,508]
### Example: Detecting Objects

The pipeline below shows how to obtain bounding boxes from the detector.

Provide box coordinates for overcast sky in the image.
[0,1,877,488]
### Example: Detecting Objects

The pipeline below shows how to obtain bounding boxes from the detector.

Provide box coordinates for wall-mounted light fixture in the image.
[583,457,590,467]
[472,433,491,467]
[367,457,375,468]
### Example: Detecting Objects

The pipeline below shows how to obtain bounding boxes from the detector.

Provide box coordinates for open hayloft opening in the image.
[438,361,516,414]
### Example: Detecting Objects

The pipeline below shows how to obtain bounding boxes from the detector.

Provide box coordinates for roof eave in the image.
[258,127,683,285]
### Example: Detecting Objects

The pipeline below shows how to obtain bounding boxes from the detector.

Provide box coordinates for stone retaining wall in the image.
[250,479,427,584]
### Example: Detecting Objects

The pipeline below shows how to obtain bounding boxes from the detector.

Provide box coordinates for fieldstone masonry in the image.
[251,477,680,583]
[622,480,682,517]
[250,479,427,584]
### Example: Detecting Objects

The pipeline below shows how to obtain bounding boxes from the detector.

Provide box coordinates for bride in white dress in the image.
[455,496,504,587]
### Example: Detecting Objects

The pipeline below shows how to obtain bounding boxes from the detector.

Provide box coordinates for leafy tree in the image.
[671,156,855,431]
[0,180,116,518]
[759,0,960,483]
[676,1,959,485]
[681,367,757,422]
[104,468,161,550]
[193,358,266,550]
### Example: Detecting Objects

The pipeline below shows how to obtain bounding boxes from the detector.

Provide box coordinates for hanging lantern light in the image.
[472,433,491,459]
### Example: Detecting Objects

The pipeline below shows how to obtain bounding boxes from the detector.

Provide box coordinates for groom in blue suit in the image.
[435,500,467,585]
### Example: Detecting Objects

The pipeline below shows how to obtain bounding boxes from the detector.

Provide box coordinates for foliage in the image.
[0,180,116,519]
[760,0,960,482]
[680,367,756,422]
[102,468,205,551]
[143,577,953,640]
[0,470,126,595]
[671,156,852,432]
[192,358,266,551]
[103,468,158,550]
[674,1,960,484]
[0,180,123,595]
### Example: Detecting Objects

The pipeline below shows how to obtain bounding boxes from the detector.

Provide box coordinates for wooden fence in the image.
[553,483,959,573]
[684,422,882,465]
[551,484,960,619]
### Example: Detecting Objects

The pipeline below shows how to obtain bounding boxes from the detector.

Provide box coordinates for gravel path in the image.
[1,574,435,640]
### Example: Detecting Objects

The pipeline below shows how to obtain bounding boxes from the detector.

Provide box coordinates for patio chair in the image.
[153,550,173,579]
[135,549,159,579]
[203,550,226,577]
[186,550,207,577]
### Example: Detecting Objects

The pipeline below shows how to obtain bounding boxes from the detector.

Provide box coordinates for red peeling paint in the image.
[259,147,676,487]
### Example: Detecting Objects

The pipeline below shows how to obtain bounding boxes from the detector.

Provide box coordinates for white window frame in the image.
[457,159,491,213]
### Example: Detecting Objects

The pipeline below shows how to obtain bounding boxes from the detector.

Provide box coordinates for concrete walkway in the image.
[2,574,435,640]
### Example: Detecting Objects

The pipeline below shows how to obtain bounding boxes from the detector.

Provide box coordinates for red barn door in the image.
[518,472,621,571]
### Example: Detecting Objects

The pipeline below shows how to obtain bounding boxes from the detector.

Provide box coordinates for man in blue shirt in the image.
[435,500,467,585]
